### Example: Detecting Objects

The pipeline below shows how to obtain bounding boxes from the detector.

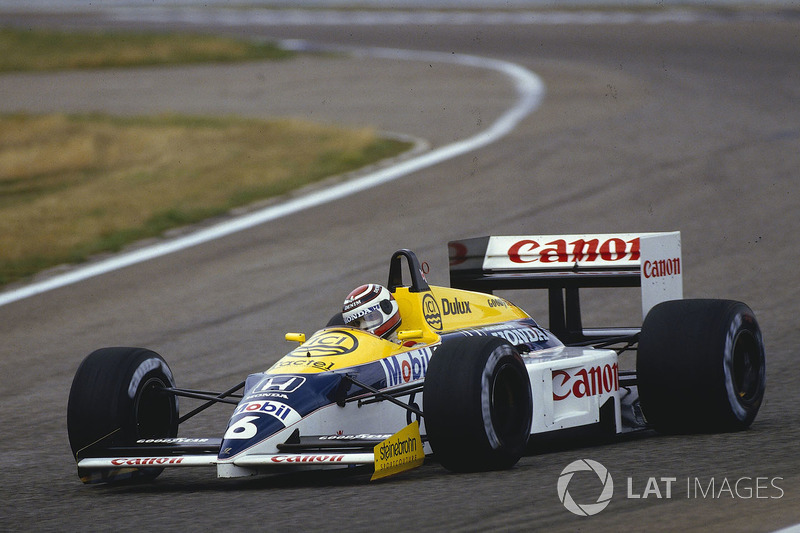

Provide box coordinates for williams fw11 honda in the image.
[68,232,766,483]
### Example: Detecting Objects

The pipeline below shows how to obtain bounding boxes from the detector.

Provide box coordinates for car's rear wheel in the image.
[67,347,179,483]
[637,299,766,433]
[424,337,532,472]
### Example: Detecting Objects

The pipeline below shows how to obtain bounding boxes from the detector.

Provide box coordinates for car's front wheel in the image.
[424,337,532,472]
[67,347,179,483]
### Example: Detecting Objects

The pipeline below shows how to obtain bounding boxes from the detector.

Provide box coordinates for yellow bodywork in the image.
[268,285,531,374]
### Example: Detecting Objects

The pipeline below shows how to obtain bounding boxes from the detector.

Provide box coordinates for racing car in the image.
[67,232,766,483]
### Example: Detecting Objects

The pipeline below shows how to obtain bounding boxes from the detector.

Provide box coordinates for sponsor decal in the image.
[381,347,432,387]
[345,302,381,321]
[224,400,303,440]
[441,297,472,316]
[111,457,185,466]
[288,330,358,358]
[271,454,345,463]
[423,293,442,330]
[247,392,289,400]
[251,375,305,394]
[448,241,469,267]
[487,297,509,308]
[553,363,619,401]
[270,359,335,371]
[232,400,301,424]
[492,325,549,344]
[642,257,681,278]
[318,434,393,441]
[371,421,425,481]
[461,324,550,345]
[507,236,640,265]
[135,438,209,444]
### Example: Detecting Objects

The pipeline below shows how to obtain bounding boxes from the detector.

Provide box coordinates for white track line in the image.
[0,42,544,307]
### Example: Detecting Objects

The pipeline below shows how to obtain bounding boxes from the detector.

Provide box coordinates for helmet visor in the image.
[358,307,385,331]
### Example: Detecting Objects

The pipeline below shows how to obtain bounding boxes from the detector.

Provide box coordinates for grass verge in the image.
[0,27,294,72]
[0,113,412,286]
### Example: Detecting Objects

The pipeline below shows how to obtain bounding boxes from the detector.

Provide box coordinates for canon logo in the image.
[507,237,640,264]
[643,258,681,278]
[270,455,345,463]
[110,457,184,466]
[553,363,619,401]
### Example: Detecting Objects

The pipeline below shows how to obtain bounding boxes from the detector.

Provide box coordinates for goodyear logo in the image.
[423,293,442,331]
[289,330,358,358]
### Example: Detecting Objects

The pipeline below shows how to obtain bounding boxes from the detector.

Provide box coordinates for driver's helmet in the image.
[342,284,401,339]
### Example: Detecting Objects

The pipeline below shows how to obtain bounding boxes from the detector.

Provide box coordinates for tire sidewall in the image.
[480,342,532,456]
[720,307,765,427]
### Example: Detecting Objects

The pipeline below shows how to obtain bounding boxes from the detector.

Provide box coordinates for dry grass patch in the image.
[0,28,293,72]
[0,113,412,285]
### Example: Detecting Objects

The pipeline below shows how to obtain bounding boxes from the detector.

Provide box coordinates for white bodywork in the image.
[78,345,621,478]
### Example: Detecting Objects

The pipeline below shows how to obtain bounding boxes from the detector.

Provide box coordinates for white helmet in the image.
[342,284,401,339]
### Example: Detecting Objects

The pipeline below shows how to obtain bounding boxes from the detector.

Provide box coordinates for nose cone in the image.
[218,398,302,459]
[218,372,348,460]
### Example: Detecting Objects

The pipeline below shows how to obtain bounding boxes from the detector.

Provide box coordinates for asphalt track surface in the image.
[2,8,800,533]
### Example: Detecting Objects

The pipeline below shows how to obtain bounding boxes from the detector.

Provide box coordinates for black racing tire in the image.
[637,299,766,433]
[67,347,179,481]
[424,336,532,472]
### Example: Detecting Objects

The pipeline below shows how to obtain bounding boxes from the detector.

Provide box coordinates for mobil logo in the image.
[381,347,433,387]
[232,400,301,424]
[553,363,619,401]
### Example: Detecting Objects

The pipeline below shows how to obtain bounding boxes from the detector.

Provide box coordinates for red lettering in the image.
[573,369,590,398]
[570,239,599,262]
[588,366,602,396]
[540,239,568,263]
[509,236,643,266]
[402,360,412,382]
[271,455,344,463]
[643,258,681,278]
[110,457,182,466]
[552,370,570,400]
[599,238,626,261]
[507,239,539,263]
[552,363,620,401]
[628,237,641,261]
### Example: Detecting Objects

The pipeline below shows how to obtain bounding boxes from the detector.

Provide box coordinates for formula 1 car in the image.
[67,232,766,483]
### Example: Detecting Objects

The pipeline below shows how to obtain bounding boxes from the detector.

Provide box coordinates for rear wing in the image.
[448,232,682,343]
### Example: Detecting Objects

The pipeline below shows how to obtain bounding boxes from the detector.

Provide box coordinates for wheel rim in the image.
[134,377,176,438]
[490,362,529,445]
[731,330,763,406]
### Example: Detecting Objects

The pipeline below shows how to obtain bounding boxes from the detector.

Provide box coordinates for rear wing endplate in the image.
[448,232,682,342]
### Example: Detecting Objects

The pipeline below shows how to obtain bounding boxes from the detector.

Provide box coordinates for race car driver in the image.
[342,284,401,342]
